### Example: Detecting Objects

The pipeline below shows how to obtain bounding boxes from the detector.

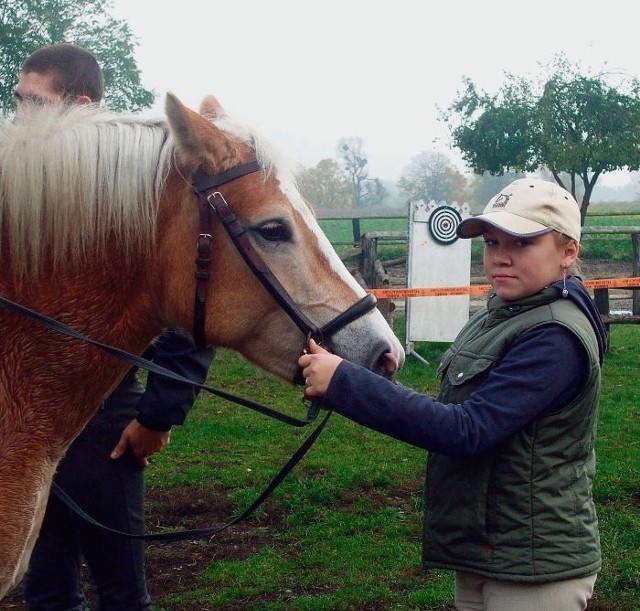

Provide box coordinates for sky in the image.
[110,0,639,187]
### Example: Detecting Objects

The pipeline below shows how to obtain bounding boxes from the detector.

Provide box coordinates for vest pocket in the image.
[445,353,497,387]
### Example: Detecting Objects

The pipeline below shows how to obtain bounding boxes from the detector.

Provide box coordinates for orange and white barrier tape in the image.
[367,277,640,299]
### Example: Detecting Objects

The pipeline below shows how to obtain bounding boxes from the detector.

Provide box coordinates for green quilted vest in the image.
[422,287,602,582]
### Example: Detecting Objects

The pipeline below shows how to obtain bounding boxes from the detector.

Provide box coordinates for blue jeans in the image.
[24,406,151,611]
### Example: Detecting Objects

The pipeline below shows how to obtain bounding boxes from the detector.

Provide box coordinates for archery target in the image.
[407,200,471,344]
[428,206,462,244]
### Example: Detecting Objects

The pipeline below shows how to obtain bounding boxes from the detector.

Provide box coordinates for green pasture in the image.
[147,321,640,610]
[319,212,640,264]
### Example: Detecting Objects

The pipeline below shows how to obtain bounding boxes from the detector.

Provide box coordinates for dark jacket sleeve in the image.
[324,324,587,456]
[136,329,215,431]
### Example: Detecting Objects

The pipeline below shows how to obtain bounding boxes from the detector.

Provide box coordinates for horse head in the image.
[159,93,405,381]
[0,97,404,597]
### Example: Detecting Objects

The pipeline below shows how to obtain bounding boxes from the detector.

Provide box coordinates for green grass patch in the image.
[147,323,640,608]
[318,213,640,264]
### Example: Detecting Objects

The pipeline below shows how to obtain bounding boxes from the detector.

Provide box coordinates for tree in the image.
[338,137,387,208]
[398,151,468,203]
[0,0,154,113]
[466,172,525,212]
[297,159,351,209]
[441,54,640,222]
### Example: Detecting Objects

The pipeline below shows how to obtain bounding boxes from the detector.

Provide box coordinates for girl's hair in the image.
[557,232,582,276]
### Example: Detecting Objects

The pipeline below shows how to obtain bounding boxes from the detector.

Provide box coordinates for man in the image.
[15,43,215,611]
[14,44,102,112]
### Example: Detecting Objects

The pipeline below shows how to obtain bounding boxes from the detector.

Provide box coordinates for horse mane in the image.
[213,114,299,186]
[0,104,171,279]
[0,101,298,280]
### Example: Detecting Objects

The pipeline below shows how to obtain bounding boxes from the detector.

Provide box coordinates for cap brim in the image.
[457,212,553,239]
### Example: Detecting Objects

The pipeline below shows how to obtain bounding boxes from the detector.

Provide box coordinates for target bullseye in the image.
[428,206,462,244]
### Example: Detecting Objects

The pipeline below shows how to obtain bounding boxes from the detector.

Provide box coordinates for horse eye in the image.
[256,220,291,242]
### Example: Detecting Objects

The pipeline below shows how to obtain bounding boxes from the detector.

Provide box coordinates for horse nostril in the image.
[375,350,401,380]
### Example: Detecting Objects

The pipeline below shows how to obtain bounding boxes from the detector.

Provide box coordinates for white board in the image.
[406,200,471,344]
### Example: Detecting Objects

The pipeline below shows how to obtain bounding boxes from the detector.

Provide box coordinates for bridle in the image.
[0,159,381,544]
[190,160,378,373]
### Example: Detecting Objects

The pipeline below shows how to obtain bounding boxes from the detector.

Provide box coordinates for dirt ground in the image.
[2,484,279,609]
[2,259,633,609]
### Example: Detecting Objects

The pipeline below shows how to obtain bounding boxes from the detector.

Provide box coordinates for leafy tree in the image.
[441,54,640,222]
[398,151,468,204]
[466,172,525,212]
[0,0,154,113]
[297,159,351,209]
[338,137,387,208]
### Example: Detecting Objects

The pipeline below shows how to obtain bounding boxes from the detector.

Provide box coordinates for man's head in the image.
[15,43,104,116]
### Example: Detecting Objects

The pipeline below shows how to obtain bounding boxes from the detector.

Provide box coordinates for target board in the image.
[406,200,471,344]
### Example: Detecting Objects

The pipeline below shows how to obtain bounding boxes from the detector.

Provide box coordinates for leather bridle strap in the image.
[191,161,262,348]
[192,161,262,193]
[312,293,378,345]
[191,163,378,348]
[51,408,332,541]
[206,191,321,337]
[0,294,316,426]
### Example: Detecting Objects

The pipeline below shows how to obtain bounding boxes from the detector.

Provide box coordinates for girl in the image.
[299,178,607,611]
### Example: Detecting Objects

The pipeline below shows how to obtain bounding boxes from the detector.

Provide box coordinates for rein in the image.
[0,293,328,541]
[0,295,315,427]
[0,158,379,542]
[51,409,332,541]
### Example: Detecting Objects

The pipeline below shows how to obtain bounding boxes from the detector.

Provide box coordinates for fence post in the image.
[351,218,361,245]
[593,288,611,350]
[632,233,640,315]
[359,234,377,286]
[373,259,394,325]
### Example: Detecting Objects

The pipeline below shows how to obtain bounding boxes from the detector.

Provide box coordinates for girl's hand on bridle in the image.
[298,339,343,399]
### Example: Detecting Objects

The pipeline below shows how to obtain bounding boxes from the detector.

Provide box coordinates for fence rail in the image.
[347,225,640,335]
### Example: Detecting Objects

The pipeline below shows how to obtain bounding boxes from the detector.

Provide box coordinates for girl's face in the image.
[482,226,578,302]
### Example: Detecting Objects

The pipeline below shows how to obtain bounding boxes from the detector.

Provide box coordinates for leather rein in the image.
[0,159,379,542]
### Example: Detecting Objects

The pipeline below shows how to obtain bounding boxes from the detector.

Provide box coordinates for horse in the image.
[0,93,405,598]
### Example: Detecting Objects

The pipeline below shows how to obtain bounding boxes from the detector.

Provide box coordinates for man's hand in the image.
[110,419,171,468]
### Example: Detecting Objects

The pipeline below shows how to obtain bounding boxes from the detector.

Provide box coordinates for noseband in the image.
[190,161,377,357]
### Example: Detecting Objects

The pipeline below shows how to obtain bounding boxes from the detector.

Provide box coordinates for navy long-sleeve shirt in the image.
[324,277,607,457]
[104,328,214,431]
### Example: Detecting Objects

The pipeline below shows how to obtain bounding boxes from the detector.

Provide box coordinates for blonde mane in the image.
[0,104,172,278]
[0,102,293,280]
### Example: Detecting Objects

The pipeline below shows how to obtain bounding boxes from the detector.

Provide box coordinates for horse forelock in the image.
[208,115,362,290]
[212,115,307,208]
[0,104,174,280]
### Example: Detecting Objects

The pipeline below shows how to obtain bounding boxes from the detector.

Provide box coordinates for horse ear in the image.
[165,92,239,172]
[200,95,224,119]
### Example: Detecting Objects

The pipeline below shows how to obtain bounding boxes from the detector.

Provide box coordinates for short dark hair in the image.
[20,43,105,103]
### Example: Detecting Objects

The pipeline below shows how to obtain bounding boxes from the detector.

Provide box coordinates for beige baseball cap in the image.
[457,178,582,242]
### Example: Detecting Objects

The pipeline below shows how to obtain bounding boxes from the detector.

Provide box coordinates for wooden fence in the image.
[342,224,640,335]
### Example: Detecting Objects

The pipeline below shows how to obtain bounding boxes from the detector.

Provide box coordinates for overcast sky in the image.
[110,0,638,186]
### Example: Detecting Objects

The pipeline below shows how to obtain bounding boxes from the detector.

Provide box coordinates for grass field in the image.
[319,212,640,264]
[140,214,640,609]
[144,320,640,610]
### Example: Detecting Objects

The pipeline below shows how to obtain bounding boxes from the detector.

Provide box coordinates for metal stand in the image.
[406,341,429,366]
